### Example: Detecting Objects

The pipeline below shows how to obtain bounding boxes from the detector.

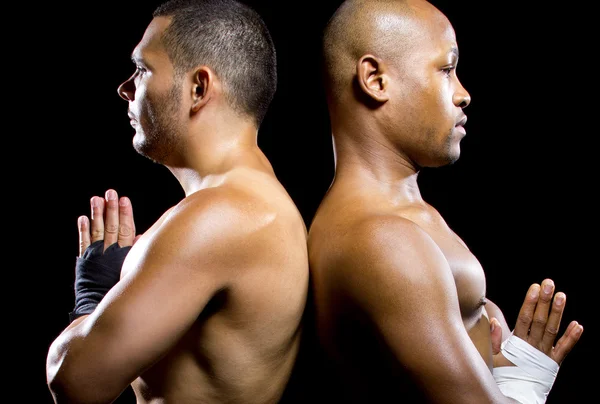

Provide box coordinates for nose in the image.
[117,75,135,101]
[453,80,471,109]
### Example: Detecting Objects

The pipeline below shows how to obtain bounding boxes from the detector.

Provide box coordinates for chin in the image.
[444,153,460,166]
[450,147,461,162]
[446,141,462,164]
[132,137,149,157]
[447,156,460,166]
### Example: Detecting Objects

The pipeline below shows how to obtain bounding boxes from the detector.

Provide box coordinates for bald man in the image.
[307,1,583,402]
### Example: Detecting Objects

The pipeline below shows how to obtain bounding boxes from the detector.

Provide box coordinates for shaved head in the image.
[323,0,445,103]
[321,0,468,169]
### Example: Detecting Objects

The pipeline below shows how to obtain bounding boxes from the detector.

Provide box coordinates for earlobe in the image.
[357,55,389,103]
[191,66,212,112]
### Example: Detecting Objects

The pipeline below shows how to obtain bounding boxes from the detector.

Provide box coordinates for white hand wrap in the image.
[493,333,559,404]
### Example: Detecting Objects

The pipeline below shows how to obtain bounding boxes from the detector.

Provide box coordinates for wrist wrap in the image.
[493,333,559,404]
[69,240,131,323]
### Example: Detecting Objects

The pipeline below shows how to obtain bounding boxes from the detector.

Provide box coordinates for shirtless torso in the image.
[122,168,309,403]
[309,177,495,402]
[307,0,582,402]
[46,2,310,402]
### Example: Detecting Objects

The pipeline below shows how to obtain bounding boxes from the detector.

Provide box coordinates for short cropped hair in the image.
[154,0,277,126]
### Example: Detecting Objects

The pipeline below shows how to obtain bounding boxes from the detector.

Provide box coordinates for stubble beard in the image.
[134,81,182,165]
[445,127,462,166]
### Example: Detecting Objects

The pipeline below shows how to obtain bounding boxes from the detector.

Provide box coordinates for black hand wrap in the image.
[69,240,132,323]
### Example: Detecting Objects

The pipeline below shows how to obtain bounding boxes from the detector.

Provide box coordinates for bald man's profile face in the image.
[325,0,472,168]
[381,5,471,167]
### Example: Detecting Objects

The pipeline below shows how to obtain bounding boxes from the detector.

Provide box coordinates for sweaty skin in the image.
[308,0,583,402]
[46,12,309,404]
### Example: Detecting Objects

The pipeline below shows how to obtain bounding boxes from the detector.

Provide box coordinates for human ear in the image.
[191,66,213,112]
[356,54,389,103]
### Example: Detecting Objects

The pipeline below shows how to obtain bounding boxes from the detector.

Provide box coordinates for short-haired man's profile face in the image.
[118,16,183,165]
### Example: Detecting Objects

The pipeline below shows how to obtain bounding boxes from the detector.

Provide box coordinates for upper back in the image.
[129,167,310,403]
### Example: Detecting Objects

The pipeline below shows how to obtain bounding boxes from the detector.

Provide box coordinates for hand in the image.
[494,278,583,368]
[78,188,139,256]
[69,189,140,323]
[490,317,503,356]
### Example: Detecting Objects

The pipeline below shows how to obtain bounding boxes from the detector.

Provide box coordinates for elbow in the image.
[47,375,78,404]
[47,369,94,404]
[47,368,83,404]
[47,359,122,404]
[46,345,72,402]
[46,329,128,403]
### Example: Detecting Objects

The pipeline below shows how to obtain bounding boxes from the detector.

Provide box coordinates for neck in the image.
[167,119,273,196]
[331,125,423,203]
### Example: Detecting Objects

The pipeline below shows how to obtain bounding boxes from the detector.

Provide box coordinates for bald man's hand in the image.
[494,279,583,369]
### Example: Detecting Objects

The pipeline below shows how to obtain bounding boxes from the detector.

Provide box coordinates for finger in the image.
[103,189,120,250]
[513,283,540,340]
[550,320,583,365]
[90,196,106,244]
[528,279,555,344]
[117,196,136,247]
[540,292,566,352]
[490,317,503,356]
[78,215,91,257]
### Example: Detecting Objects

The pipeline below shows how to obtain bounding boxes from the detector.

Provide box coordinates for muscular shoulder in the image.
[312,211,434,266]
[181,185,277,230]
[145,185,297,276]
[311,213,454,309]
[342,214,443,272]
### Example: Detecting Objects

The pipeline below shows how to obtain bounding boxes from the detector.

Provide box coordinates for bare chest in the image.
[415,217,487,326]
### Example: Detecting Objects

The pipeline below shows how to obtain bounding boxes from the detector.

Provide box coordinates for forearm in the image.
[47,241,130,403]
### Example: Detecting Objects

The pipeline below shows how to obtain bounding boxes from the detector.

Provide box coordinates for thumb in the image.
[490,317,503,355]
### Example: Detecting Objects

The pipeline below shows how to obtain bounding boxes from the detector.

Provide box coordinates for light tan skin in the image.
[46,16,309,404]
[308,0,583,402]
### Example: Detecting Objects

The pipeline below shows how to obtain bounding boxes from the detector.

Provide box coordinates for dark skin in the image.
[46,15,309,404]
[308,0,583,402]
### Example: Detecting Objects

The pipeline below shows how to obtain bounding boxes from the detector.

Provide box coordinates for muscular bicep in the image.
[92,230,222,373]
[345,220,507,403]
[52,203,235,400]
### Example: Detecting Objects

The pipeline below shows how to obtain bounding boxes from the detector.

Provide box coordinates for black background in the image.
[19,0,593,402]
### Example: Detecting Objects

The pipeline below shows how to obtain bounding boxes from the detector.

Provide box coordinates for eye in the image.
[132,63,148,78]
[442,66,456,77]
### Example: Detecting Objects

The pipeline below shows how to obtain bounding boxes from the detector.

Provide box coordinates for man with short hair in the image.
[46,1,309,402]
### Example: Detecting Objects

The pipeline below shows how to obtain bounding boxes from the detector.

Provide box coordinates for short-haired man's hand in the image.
[69,189,140,323]
[78,188,139,256]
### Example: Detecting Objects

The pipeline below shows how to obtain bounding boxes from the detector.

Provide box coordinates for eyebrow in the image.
[450,47,459,59]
